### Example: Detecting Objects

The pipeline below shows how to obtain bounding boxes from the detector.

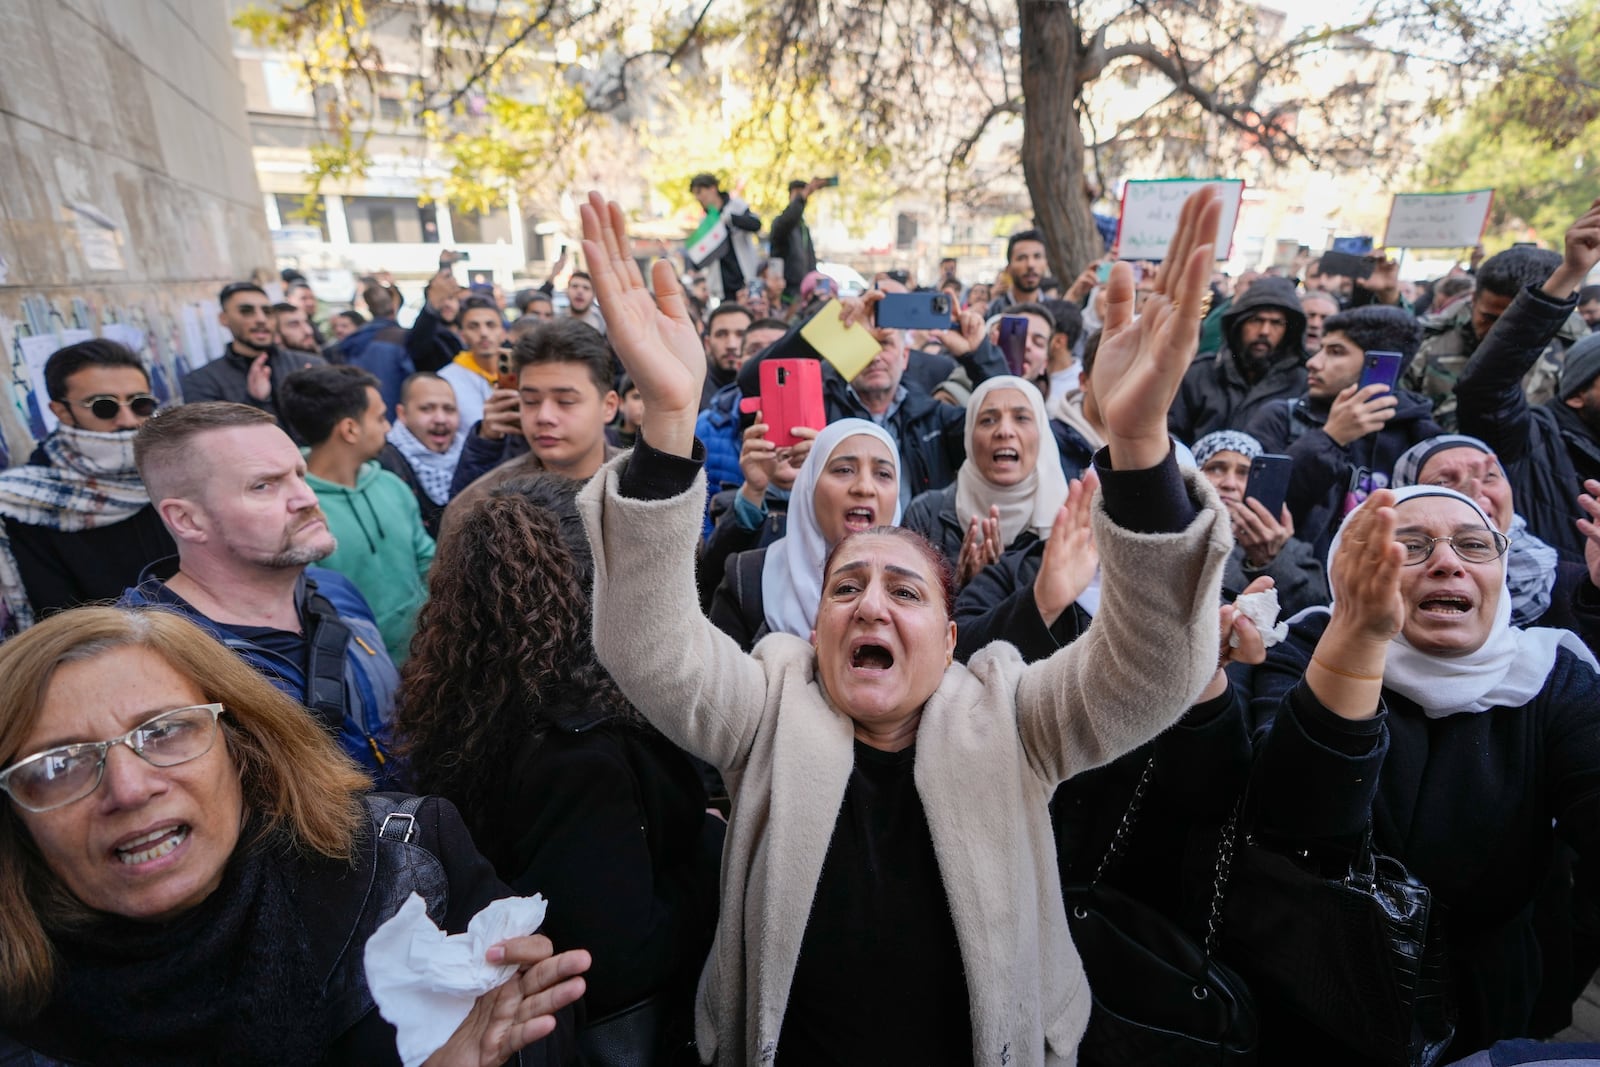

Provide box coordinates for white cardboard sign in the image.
[1382,190,1494,249]
[1115,179,1245,260]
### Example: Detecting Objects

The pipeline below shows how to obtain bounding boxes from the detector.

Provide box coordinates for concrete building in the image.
[0,0,273,465]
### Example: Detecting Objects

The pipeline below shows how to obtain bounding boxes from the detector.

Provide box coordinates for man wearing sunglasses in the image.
[0,340,175,632]
[179,282,324,432]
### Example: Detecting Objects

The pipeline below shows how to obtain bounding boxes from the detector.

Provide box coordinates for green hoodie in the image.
[304,461,435,664]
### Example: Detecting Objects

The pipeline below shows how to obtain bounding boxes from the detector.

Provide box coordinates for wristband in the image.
[1310,655,1383,682]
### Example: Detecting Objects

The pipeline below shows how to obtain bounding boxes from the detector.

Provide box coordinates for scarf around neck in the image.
[0,426,152,634]
[387,422,465,505]
[1300,485,1596,717]
[762,419,903,638]
[956,376,1069,545]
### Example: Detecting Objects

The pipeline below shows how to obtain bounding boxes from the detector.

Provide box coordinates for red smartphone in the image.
[757,359,825,448]
[1358,350,1404,394]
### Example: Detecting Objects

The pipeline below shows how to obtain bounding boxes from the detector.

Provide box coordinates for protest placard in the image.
[1114,179,1245,260]
[1382,191,1494,249]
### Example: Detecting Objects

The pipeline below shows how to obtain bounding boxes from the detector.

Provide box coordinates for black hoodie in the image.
[1168,275,1308,443]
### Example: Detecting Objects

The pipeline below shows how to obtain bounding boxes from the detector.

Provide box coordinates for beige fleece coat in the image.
[579,457,1232,1066]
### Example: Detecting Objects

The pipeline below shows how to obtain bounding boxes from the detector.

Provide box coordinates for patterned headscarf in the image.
[1191,430,1263,469]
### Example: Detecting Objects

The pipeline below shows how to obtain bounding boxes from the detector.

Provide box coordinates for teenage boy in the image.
[438,295,508,434]
[278,365,435,664]
[440,317,619,537]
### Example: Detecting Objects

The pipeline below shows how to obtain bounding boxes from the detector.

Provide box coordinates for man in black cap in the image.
[1456,198,1600,560]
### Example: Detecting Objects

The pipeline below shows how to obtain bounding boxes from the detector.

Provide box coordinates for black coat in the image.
[179,346,326,431]
[1456,284,1600,561]
[4,446,175,617]
[376,442,446,539]
[1247,613,1600,1057]
[708,545,770,651]
[1245,389,1444,561]
[767,196,816,294]
[478,720,721,1027]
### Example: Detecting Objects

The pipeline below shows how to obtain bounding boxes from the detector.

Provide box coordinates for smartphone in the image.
[998,315,1030,376]
[439,249,469,268]
[820,176,840,187]
[1358,350,1404,394]
[758,359,826,448]
[1246,454,1293,518]
[495,344,517,391]
[875,292,952,330]
[467,269,494,289]
[1318,250,1373,280]
[1095,261,1113,284]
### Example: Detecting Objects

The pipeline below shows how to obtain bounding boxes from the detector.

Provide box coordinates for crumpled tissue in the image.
[1230,587,1288,648]
[364,891,548,1067]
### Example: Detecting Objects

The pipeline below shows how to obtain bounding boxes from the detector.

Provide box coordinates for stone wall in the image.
[0,0,272,464]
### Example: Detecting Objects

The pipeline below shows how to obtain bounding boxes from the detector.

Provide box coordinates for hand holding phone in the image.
[875,292,953,330]
[495,345,518,391]
[998,316,1030,376]
[1245,454,1293,518]
[754,359,825,448]
[1357,350,1404,394]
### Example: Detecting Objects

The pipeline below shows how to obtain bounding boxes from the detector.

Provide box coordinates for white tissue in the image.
[1230,587,1289,648]
[364,891,549,1067]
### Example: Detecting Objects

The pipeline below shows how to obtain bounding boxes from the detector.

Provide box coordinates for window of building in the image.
[273,194,331,241]
[344,197,439,244]
[450,205,514,245]
[896,213,918,250]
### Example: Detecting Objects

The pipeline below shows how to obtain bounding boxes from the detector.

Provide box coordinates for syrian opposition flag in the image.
[686,206,730,268]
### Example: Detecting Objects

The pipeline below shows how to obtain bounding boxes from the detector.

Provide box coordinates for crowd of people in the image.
[1,178,1600,1066]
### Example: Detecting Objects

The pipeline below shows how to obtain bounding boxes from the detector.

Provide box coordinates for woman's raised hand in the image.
[1310,490,1404,719]
[423,936,590,1067]
[1033,470,1100,627]
[579,192,705,457]
[1092,188,1223,470]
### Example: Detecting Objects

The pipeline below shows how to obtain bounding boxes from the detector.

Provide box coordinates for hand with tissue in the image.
[1194,575,1277,703]
[366,892,590,1067]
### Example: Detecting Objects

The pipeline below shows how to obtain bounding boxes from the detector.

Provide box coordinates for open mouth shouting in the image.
[1417,592,1474,619]
[842,506,876,533]
[849,638,895,673]
[990,447,1021,472]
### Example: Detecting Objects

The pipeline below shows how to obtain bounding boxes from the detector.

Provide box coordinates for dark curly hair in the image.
[397,475,632,854]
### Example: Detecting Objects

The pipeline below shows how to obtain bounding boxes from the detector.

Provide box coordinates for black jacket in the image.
[767,195,816,295]
[4,448,175,618]
[708,545,770,652]
[1245,388,1443,561]
[1456,284,1599,561]
[1168,276,1308,444]
[1247,613,1600,1057]
[376,441,446,539]
[179,345,326,429]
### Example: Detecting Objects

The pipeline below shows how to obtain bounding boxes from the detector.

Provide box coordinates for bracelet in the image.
[1310,655,1384,682]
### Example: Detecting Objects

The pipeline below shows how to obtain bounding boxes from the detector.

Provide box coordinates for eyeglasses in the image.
[0,704,224,813]
[1397,530,1509,567]
[72,394,160,421]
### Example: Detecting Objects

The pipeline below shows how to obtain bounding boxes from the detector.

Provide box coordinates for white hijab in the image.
[761,419,903,638]
[1300,485,1597,717]
[956,376,1069,546]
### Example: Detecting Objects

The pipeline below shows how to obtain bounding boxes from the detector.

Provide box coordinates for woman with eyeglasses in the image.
[0,606,590,1066]
[1244,486,1600,1059]
[0,340,173,635]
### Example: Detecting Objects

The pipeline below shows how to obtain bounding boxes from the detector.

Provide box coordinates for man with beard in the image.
[181,283,324,429]
[378,372,463,538]
[1167,274,1308,443]
[562,270,607,335]
[120,402,400,785]
[272,302,321,358]
[0,340,174,633]
[986,229,1049,317]
[701,303,752,410]
[1300,290,1340,356]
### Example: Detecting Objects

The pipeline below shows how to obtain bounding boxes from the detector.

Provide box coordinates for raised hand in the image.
[1092,187,1223,470]
[932,307,986,357]
[1354,257,1401,305]
[956,505,1004,587]
[246,351,273,402]
[1033,471,1100,626]
[579,192,705,456]
[422,936,590,1067]
[1310,489,1404,719]
[1542,198,1600,299]
[1577,478,1600,589]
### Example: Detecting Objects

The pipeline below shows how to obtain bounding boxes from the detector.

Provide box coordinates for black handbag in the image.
[1066,758,1258,1066]
[1217,822,1456,1066]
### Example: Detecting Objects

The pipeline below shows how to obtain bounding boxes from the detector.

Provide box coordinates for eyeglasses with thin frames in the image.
[1396,530,1509,567]
[0,704,225,813]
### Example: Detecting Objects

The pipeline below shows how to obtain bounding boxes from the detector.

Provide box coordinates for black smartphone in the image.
[820,176,840,187]
[875,292,953,331]
[1358,350,1404,394]
[1318,250,1373,279]
[997,315,1030,376]
[1246,454,1293,518]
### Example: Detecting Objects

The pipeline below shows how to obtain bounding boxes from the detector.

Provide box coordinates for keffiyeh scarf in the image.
[386,422,465,505]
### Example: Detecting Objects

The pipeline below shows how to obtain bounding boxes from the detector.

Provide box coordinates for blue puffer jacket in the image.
[334,318,414,415]
[696,382,746,537]
[120,564,402,789]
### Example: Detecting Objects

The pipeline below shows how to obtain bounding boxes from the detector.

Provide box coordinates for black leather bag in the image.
[1218,830,1455,1066]
[1067,759,1258,1066]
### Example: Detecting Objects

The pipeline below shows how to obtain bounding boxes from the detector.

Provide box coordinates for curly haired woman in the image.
[399,477,720,1066]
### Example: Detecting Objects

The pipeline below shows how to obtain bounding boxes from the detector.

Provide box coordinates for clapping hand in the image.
[1092,188,1222,470]
[1578,479,1600,589]
[1032,471,1100,627]
[422,936,589,1067]
[956,506,1004,587]
[580,193,705,457]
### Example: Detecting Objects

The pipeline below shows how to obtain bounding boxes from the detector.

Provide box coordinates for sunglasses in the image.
[72,394,160,420]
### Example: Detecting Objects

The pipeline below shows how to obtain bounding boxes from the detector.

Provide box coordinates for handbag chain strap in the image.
[1205,799,1242,956]
[1091,755,1156,885]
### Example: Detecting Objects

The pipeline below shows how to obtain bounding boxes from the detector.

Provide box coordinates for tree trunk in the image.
[1019,1,1102,282]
